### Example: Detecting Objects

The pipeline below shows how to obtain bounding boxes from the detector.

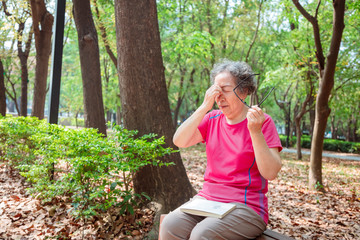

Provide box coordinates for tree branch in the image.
[245,0,264,62]
[93,0,117,67]
[315,0,321,19]
[292,0,325,75]
[1,0,12,16]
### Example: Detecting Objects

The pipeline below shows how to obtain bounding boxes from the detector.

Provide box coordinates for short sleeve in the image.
[261,115,283,152]
[198,112,211,142]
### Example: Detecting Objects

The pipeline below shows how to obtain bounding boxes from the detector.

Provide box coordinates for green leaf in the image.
[110,181,118,191]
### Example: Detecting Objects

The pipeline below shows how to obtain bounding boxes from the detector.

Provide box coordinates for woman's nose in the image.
[216,92,224,102]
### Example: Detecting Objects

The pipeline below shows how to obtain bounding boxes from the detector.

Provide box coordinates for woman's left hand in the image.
[246,105,265,133]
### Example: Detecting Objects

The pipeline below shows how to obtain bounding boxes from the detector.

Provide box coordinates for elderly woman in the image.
[160,59,282,240]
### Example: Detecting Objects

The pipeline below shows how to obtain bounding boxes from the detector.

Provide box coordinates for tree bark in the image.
[309,93,315,137]
[73,0,106,136]
[17,22,33,117]
[30,0,54,119]
[330,115,337,140]
[115,0,194,213]
[292,0,346,190]
[0,60,5,116]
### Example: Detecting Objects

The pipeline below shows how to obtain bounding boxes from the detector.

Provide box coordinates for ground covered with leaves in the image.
[1,145,359,239]
[0,164,156,240]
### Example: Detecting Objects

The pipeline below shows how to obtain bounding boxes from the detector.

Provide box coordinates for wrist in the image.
[249,129,263,138]
[198,104,212,113]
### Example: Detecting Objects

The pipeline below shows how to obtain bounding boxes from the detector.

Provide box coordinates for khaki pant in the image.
[159,198,266,240]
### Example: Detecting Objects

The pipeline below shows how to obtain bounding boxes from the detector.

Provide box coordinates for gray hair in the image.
[210,59,257,95]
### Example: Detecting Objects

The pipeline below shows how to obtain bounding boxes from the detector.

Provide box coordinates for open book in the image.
[180,198,236,219]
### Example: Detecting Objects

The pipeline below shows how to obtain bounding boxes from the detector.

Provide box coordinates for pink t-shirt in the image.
[197,110,282,224]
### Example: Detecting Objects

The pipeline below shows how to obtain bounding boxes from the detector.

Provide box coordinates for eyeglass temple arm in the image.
[257,86,275,107]
[232,74,260,108]
[233,91,251,108]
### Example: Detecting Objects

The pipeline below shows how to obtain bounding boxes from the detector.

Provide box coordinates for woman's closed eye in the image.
[221,87,233,92]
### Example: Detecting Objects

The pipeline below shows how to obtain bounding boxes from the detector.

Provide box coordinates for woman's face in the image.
[214,72,247,120]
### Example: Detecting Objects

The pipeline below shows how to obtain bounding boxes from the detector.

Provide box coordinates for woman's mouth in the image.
[219,105,228,109]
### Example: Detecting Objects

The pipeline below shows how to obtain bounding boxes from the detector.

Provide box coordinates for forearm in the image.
[250,131,282,180]
[173,105,208,148]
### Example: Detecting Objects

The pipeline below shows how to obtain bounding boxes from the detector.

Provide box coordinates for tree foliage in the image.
[0,0,358,191]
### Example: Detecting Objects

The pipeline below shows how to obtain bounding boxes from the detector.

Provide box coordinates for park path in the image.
[282,148,360,161]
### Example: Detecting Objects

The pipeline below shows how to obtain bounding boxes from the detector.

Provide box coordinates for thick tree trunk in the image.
[115,0,194,213]
[73,0,106,136]
[308,0,345,190]
[0,60,5,116]
[30,0,53,119]
[19,57,29,117]
[116,106,122,125]
[17,22,33,117]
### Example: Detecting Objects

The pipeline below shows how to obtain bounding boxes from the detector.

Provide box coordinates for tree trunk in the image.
[295,71,313,160]
[17,22,33,117]
[0,60,5,116]
[295,117,302,160]
[30,0,54,119]
[19,53,29,117]
[73,0,106,136]
[353,115,358,142]
[309,95,315,138]
[116,106,122,125]
[330,115,337,140]
[115,0,194,213]
[173,72,185,128]
[306,0,345,190]
[346,117,352,142]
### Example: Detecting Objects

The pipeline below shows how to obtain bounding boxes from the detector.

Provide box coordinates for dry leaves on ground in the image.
[0,164,155,240]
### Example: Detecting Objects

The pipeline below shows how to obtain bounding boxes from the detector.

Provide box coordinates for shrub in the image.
[0,116,175,220]
[279,134,360,154]
[0,116,43,167]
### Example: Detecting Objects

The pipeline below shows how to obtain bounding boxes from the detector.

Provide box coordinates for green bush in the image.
[279,134,360,153]
[0,116,175,219]
[0,116,42,167]
[58,116,85,127]
[301,136,311,149]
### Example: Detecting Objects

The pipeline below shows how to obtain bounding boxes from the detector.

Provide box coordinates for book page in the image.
[180,198,236,218]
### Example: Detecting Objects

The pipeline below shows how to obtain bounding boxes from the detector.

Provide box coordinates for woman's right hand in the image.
[201,84,222,111]
[173,84,221,148]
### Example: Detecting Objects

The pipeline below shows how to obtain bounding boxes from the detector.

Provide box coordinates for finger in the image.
[250,105,262,113]
[251,106,264,117]
[247,108,258,118]
[246,111,255,121]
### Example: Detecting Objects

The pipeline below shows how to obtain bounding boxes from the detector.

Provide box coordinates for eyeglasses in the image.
[233,74,275,108]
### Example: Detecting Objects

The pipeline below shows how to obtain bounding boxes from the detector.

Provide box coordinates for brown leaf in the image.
[132,229,141,236]
[10,195,21,201]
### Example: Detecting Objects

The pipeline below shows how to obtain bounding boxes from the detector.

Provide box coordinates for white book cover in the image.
[180,198,236,219]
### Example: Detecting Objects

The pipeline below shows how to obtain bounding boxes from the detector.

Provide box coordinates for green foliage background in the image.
[0,0,359,138]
